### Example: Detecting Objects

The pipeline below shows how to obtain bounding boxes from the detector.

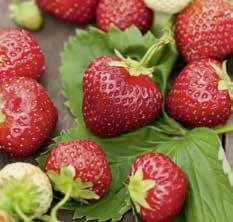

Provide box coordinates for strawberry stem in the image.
[215,125,233,135]
[13,203,32,222]
[139,33,172,67]
[139,16,175,67]
[50,184,73,222]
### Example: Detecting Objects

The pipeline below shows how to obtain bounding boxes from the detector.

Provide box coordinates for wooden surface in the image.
[0,1,233,222]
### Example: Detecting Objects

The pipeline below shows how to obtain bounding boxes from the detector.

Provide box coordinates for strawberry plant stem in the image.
[214,125,233,134]
[51,185,73,222]
[13,203,32,222]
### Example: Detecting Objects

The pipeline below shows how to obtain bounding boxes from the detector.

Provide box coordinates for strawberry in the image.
[0,162,53,221]
[0,76,58,157]
[45,140,112,221]
[82,55,162,137]
[0,28,45,80]
[166,59,232,127]
[81,33,174,137]
[128,153,188,222]
[36,0,98,25]
[176,0,233,62]
[96,0,153,33]
[144,0,191,14]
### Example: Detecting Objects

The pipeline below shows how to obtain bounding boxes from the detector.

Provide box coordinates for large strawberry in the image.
[166,59,232,127]
[176,0,233,62]
[36,0,98,25]
[82,55,162,137]
[0,28,45,80]
[45,140,112,221]
[81,32,175,137]
[96,0,153,33]
[128,153,188,222]
[0,162,53,221]
[0,76,58,157]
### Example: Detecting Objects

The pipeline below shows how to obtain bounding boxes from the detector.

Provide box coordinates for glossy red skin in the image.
[82,56,163,137]
[176,0,233,62]
[37,0,98,25]
[96,0,153,33]
[0,28,45,80]
[130,153,188,222]
[166,59,231,127]
[45,140,112,197]
[0,77,58,157]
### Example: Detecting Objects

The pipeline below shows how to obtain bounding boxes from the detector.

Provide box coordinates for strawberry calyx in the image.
[9,0,43,31]
[210,61,233,100]
[0,176,42,222]
[47,165,100,222]
[128,167,155,213]
[109,22,174,78]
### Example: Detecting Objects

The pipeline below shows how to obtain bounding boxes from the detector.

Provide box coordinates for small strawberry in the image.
[81,30,175,137]
[0,76,58,157]
[128,153,188,222]
[144,0,191,14]
[45,140,112,221]
[96,0,153,33]
[0,28,45,80]
[36,0,98,25]
[166,59,232,127]
[0,162,53,221]
[176,0,233,62]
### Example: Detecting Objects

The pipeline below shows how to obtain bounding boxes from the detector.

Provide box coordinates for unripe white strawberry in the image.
[144,0,192,14]
[0,162,53,221]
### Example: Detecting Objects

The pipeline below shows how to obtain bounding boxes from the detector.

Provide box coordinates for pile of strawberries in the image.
[1,0,233,222]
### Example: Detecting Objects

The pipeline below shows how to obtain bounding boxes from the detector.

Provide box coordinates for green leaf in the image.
[157,128,233,222]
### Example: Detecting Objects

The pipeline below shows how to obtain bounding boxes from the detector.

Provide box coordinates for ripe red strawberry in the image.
[128,153,188,222]
[45,140,112,198]
[0,28,45,80]
[96,0,153,33]
[36,0,98,25]
[82,55,163,137]
[166,59,232,127]
[0,76,58,157]
[176,0,233,62]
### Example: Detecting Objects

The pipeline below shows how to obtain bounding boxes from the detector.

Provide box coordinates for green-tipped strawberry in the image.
[128,153,188,222]
[0,162,53,222]
[10,0,43,31]
[45,140,112,222]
